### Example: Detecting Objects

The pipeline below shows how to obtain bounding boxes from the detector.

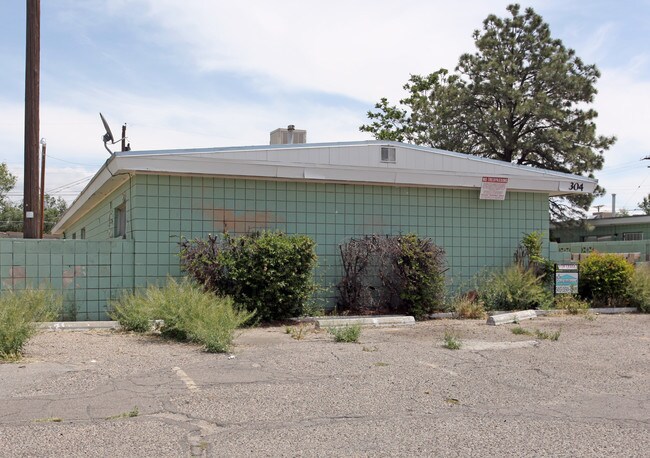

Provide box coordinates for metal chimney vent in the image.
[270,125,307,145]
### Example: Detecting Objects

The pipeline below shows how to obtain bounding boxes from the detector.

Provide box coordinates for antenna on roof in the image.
[99,113,130,155]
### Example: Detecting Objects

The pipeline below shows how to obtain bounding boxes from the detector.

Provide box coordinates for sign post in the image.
[554,263,579,295]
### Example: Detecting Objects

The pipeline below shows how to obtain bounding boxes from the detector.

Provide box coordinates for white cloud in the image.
[112,0,538,103]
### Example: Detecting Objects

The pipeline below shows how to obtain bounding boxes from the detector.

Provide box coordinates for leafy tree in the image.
[360,4,616,220]
[0,162,17,204]
[0,163,68,233]
[639,194,650,215]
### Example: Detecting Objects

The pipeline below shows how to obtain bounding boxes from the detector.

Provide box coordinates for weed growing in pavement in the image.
[328,325,361,343]
[106,406,139,420]
[443,331,462,350]
[511,326,561,341]
[33,417,63,423]
[0,288,62,361]
[535,329,561,341]
[511,326,533,336]
[288,324,309,340]
[362,345,378,352]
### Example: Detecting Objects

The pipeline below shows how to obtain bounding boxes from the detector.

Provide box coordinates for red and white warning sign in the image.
[480,177,508,200]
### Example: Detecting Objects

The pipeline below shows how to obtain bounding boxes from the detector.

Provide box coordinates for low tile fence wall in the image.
[0,239,136,321]
[550,241,650,263]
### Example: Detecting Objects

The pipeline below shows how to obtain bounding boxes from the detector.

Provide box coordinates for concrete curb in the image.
[315,315,415,329]
[38,321,121,331]
[428,312,456,319]
[487,310,537,326]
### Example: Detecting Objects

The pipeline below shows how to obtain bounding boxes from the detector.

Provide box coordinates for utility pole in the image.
[23,0,40,238]
[39,138,46,238]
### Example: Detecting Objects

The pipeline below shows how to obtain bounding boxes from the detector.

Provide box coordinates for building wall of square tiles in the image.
[65,178,135,240]
[0,239,135,320]
[118,174,550,301]
[56,173,550,313]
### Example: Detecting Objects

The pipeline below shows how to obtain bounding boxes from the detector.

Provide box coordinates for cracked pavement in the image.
[0,314,648,457]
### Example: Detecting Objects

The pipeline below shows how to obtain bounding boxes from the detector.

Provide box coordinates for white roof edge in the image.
[53,141,598,234]
[116,140,598,184]
[52,160,130,234]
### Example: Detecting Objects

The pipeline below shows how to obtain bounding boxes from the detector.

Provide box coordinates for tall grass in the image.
[0,289,62,360]
[478,266,552,311]
[110,278,254,353]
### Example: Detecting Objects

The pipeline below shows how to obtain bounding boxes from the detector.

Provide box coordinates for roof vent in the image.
[270,125,307,145]
[381,146,396,163]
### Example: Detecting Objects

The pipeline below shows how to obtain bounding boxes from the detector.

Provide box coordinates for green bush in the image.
[0,289,62,360]
[110,278,254,352]
[579,252,634,306]
[394,234,446,319]
[328,325,361,343]
[180,231,318,322]
[627,265,650,313]
[478,265,552,311]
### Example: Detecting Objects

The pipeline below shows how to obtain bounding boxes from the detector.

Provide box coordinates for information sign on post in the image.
[555,263,579,294]
[479,177,508,200]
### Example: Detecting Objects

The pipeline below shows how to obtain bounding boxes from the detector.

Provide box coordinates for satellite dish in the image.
[100,112,114,144]
[99,112,127,155]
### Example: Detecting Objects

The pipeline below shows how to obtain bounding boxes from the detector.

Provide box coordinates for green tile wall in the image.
[117,175,550,301]
[550,240,650,262]
[59,173,551,312]
[0,239,135,320]
[66,178,135,240]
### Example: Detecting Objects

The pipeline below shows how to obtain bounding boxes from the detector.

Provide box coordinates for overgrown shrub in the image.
[337,234,446,319]
[553,294,590,314]
[627,265,650,313]
[180,231,318,322]
[0,288,62,360]
[579,252,634,306]
[451,295,487,319]
[393,234,446,319]
[514,231,553,284]
[110,278,254,352]
[478,265,552,311]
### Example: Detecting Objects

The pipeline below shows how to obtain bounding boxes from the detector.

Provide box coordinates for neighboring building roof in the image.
[551,214,650,229]
[52,140,598,234]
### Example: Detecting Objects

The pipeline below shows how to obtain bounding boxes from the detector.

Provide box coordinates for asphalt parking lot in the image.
[1,313,648,457]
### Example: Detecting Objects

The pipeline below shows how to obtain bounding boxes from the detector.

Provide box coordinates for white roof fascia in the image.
[114,152,597,194]
[53,141,598,234]
[51,160,130,234]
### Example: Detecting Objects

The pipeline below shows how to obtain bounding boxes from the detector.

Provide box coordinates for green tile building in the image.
[48,139,595,318]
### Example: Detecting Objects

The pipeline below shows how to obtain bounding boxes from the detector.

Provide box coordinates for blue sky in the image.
[1,0,649,214]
